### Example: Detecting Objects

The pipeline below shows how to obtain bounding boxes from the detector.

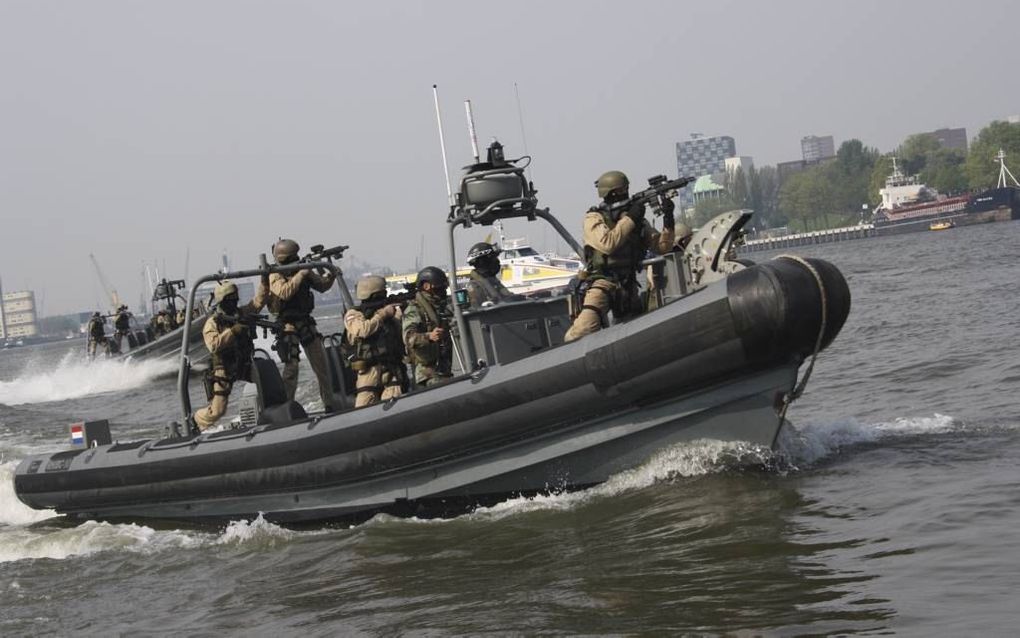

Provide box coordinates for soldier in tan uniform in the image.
[344,275,407,407]
[564,170,675,342]
[192,279,268,431]
[86,312,108,359]
[267,238,337,412]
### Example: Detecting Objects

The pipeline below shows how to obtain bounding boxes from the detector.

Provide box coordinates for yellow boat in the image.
[929,220,955,231]
[386,237,582,295]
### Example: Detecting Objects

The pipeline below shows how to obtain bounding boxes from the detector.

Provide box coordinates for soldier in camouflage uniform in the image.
[344,275,407,407]
[564,170,675,342]
[267,238,337,412]
[402,266,454,387]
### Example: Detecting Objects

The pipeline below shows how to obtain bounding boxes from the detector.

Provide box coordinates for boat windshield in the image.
[505,246,539,259]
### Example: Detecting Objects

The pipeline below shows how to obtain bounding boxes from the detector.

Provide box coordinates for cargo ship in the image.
[872,152,1020,235]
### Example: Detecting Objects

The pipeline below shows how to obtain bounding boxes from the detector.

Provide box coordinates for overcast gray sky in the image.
[2,0,1018,314]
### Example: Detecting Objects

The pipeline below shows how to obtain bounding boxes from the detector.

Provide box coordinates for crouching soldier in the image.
[344,275,407,407]
[564,170,675,342]
[192,279,268,431]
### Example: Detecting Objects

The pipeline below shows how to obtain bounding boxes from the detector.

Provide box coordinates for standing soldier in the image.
[344,275,407,407]
[564,170,675,342]
[86,312,108,359]
[113,305,132,352]
[267,238,337,411]
[464,242,520,309]
[402,266,454,387]
[192,279,268,432]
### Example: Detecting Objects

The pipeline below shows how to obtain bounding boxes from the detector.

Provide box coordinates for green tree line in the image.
[689,121,1020,232]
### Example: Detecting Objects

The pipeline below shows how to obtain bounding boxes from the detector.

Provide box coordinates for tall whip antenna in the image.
[464,99,480,162]
[514,82,533,181]
[432,85,454,206]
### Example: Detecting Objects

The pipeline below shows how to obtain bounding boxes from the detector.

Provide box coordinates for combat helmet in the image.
[595,170,629,199]
[416,266,449,290]
[273,238,300,264]
[356,275,387,301]
[467,242,501,266]
[213,280,239,302]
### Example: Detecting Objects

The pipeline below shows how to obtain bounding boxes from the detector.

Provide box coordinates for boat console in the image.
[462,296,571,366]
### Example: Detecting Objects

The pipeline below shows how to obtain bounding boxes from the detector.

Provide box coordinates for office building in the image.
[801,135,835,162]
[676,134,737,207]
[2,290,39,339]
[931,127,967,152]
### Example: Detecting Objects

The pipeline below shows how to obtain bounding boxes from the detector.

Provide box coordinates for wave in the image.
[372,414,966,524]
[0,352,178,406]
[0,461,56,527]
[779,412,960,466]
[0,507,312,564]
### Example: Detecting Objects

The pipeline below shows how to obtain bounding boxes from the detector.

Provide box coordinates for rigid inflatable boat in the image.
[14,140,850,524]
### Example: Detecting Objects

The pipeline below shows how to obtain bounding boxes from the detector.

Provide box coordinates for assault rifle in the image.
[359,283,418,311]
[217,313,281,335]
[609,174,696,217]
[302,244,349,263]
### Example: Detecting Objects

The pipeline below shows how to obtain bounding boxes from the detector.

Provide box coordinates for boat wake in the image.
[372,413,969,525]
[0,352,178,406]
[779,412,962,466]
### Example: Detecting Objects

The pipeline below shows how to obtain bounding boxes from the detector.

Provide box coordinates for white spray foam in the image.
[780,413,959,466]
[375,414,964,525]
[0,520,205,563]
[368,439,775,526]
[0,351,178,405]
[217,513,297,546]
[0,461,57,526]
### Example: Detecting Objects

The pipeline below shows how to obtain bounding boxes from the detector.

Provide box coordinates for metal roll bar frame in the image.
[445,162,583,372]
[177,254,353,420]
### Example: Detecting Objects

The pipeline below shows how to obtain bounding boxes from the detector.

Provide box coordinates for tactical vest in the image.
[352,307,404,366]
[407,292,451,373]
[115,313,130,331]
[276,273,315,321]
[88,319,105,340]
[467,270,511,306]
[210,314,254,382]
[584,206,646,281]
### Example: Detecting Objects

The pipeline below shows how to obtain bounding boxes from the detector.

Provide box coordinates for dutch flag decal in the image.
[70,422,85,445]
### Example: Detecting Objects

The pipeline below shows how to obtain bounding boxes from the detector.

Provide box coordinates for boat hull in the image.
[47,366,794,523]
[875,186,1020,235]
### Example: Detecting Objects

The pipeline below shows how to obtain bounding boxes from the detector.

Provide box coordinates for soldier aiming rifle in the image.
[563,171,694,343]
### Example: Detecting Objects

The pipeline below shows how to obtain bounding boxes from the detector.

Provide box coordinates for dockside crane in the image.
[89,253,122,311]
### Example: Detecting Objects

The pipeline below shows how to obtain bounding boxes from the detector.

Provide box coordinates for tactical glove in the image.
[656,200,673,227]
[625,200,646,223]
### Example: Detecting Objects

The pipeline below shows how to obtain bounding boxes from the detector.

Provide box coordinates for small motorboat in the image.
[929,220,955,231]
